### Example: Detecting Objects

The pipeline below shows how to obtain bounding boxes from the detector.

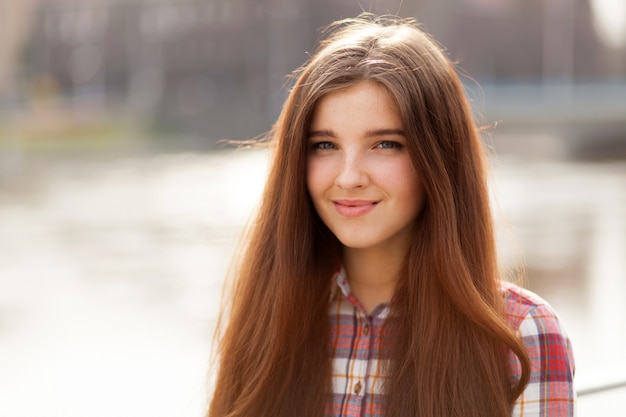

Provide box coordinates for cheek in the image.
[390,162,424,206]
[376,158,417,185]
[305,161,316,196]
[306,159,330,197]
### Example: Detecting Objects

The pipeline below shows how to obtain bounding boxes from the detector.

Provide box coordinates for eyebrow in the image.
[308,128,405,138]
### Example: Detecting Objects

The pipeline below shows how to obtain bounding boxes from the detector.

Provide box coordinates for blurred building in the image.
[2,0,626,151]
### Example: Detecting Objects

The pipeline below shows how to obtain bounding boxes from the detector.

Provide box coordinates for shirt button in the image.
[354,381,362,395]
[363,323,370,336]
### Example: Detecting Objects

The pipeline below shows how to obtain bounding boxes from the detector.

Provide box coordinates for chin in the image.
[336,236,377,250]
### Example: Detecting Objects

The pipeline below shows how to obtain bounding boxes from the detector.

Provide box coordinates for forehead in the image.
[310,81,403,131]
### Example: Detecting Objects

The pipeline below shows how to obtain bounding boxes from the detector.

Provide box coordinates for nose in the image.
[335,152,369,189]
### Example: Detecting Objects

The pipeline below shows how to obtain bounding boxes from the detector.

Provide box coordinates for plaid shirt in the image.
[327,270,576,417]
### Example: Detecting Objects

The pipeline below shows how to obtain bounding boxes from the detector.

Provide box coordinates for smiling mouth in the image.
[332,200,379,217]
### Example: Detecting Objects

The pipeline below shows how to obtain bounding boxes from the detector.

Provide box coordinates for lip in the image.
[332,199,379,217]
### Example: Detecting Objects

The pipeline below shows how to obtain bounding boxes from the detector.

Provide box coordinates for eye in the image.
[376,140,404,150]
[311,141,337,151]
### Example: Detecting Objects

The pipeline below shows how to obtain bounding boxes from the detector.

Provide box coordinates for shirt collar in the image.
[329,267,350,301]
[330,267,391,318]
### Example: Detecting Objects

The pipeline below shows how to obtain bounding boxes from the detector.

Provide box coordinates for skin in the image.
[306,80,426,313]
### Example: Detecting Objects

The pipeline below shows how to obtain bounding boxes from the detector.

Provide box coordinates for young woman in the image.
[208,14,575,417]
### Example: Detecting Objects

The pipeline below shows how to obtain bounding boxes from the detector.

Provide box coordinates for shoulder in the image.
[500,280,562,333]
[501,281,577,416]
[500,280,574,363]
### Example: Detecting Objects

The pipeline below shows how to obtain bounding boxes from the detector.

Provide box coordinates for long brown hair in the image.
[209,14,530,417]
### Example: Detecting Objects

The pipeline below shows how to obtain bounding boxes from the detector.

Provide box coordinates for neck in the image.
[342,244,407,315]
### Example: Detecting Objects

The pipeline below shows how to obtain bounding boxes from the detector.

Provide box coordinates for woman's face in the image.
[306,80,426,254]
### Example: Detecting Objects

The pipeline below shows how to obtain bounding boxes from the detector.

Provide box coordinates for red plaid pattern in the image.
[327,271,576,416]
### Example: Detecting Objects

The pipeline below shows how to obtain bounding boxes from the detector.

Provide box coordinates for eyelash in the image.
[309,140,404,151]
[310,141,336,151]
[311,141,335,151]
[376,140,404,150]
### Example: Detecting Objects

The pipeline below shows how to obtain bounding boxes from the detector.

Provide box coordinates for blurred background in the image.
[0,0,624,415]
